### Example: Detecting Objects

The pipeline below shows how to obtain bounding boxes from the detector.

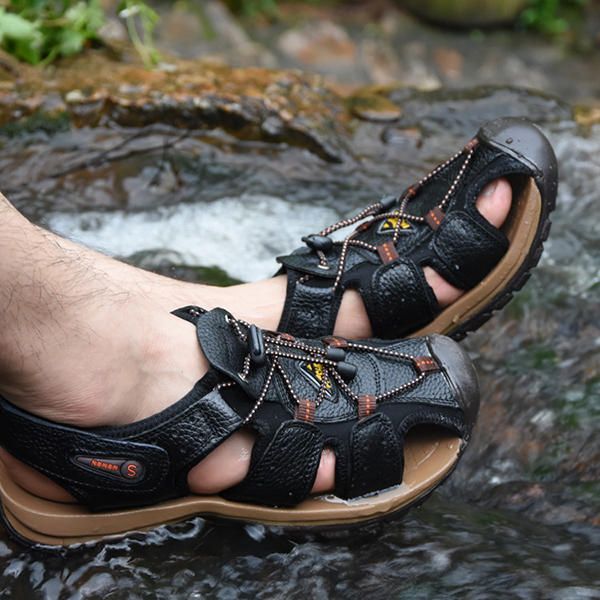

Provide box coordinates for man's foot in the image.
[212,178,513,339]
[270,118,557,342]
[0,179,509,504]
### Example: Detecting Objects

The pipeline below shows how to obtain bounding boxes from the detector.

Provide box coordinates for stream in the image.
[0,85,598,599]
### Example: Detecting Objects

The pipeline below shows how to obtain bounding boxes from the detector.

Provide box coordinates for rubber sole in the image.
[412,176,552,341]
[0,429,462,549]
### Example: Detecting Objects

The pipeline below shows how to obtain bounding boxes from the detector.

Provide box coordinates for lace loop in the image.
[309,144,477,292]
[220,314,431,425]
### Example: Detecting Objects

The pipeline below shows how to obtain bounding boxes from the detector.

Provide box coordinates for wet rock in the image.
[358,39,404,85]
[574,104,600,127]
[385,85,572,135]
[157,0,276,68]
[1,52,348,162]
[348,90,403,122]
[278,21,357,69]
[433,47,464,81]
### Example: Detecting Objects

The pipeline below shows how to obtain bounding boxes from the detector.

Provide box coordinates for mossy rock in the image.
[399,0,528,28]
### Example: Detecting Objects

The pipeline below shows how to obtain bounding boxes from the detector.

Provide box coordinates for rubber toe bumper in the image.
[478,116,558,207]
[427,334,480,435]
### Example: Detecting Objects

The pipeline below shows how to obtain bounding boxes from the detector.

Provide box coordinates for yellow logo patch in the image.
[378,215,411,234]
[299,361,334,397]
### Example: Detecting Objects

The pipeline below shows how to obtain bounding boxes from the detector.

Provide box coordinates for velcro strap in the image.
[361,258,440,339]
[348,413,404,498]
[431,210,509,290]
[278,271,343,338]
[0,386,244,511]
[0,397,171,510]
[223,421,324,507]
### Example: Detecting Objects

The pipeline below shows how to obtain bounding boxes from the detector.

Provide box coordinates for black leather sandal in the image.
[277,117,558,340]
[0,306,478,548]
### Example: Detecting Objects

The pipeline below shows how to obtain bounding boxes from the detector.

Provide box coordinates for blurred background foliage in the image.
[224,0,589,34]
[0,0,591,66]
[0,0,159,65]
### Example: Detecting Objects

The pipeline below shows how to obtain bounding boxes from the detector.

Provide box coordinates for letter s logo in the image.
[120,460,144,481]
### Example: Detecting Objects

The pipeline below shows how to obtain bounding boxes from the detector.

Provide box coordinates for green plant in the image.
[118,0,160,67]
[223,0,280,18]
[519,0,588,35]
[0,0,104,65]
[0,0,161,67]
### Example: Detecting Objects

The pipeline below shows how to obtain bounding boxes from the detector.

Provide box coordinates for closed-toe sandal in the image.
[0,306,478,548]
[277,117,558,340]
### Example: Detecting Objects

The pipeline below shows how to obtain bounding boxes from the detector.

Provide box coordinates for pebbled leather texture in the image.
[223,421,324,506]
[0,308,475,510]
[362,258,439,339]
[430,211,509,290]
[0,380,243,511]
[348,413,404,498]
[0,397,173,510]
[276,117,557,339]
[278,273,342,340]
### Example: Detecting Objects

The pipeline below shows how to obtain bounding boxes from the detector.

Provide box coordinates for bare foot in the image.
[0,179,511,505]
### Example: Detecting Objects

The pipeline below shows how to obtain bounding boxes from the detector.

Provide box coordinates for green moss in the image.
[0,110,70,137]
[0,0,105,65]
[190,265,241,286]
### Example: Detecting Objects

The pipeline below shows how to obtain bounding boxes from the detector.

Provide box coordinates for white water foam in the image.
[48,195,340,282]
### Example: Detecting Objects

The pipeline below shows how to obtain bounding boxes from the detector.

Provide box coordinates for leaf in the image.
[0,8,38,42]
[57,28,85,56]
[11,36,42,64]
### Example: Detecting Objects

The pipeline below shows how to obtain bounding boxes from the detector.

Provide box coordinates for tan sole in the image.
[0,429,461,547]
[413,178,542,338]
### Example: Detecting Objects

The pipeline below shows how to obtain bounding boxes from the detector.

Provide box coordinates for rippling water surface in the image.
[0,88,598,599]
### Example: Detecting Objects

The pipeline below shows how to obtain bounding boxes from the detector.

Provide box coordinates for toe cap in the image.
[478,117,558,207]
[428,334,480,435]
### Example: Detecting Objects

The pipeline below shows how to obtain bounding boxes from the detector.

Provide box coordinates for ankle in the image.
[0,292,208,428]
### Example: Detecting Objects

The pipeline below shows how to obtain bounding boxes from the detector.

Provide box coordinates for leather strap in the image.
[361,258,440,339]
[0,383,243,511]
[348,413,404,498]
[223,421,324,506]
[278,271,343,339]
[430,211,509,290]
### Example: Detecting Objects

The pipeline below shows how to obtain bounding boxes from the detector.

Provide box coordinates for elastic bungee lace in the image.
[187,308,431,425]
[309,140,478,291]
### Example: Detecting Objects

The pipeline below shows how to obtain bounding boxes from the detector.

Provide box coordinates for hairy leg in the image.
[0,179,510,503]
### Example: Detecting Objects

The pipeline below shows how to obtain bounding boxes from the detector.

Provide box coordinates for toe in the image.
[475,177,512,228]
[311,446,336,493]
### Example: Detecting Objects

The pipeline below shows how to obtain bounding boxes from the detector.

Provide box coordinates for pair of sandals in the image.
[0,117,558,547]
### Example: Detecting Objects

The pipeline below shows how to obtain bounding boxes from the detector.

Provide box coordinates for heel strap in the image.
[0,379,242,511]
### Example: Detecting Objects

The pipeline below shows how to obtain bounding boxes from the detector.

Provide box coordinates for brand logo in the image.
[74,456,145,482]
[378,215,411,235]
[299,362,334,398]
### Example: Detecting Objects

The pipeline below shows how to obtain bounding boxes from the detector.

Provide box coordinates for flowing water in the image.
[0,87,598,598]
